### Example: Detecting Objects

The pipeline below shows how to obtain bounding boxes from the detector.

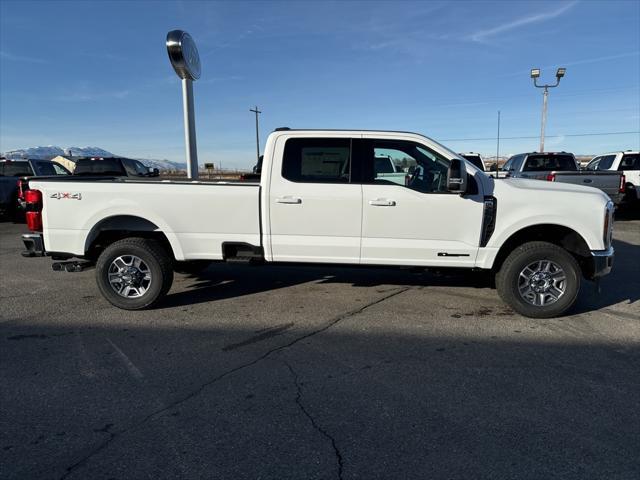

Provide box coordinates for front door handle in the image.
[369,199,396,207]
[276,196,302,204]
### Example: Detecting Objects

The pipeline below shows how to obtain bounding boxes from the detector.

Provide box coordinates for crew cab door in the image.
[357,136,484,267]
[267,135,362,263]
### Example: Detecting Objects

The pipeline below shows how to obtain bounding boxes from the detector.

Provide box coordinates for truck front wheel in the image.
[96,238,174,310]
[496,241,581,318]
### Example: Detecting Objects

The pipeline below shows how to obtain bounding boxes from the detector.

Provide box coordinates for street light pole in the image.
[530,67,566,153]
[250,106,261,164]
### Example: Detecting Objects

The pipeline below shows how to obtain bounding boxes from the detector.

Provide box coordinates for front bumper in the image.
[590,247,614,278]
[22,233,46,257]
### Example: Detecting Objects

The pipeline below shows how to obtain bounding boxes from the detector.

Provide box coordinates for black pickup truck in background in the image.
[0,158,71,219]
[73,157,159,178]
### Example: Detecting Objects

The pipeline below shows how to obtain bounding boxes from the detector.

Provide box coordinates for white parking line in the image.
[107,338,144,380]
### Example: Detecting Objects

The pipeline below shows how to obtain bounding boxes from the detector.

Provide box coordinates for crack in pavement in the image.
[57,287,410,479]
[284,360,344,480]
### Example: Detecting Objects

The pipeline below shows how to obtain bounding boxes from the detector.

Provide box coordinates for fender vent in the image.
[480,196,497,247]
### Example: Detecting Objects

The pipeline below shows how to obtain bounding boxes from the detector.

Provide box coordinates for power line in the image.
[439,131,640,142]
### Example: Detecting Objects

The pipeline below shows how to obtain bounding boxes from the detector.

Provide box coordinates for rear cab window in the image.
[74,158,126,176]
[0,162,34,176]
[619,154,640,171]
[523,154,577,172]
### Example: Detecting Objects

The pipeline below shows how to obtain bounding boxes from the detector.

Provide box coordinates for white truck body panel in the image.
[28,130,612,271]
[30,180,260,260]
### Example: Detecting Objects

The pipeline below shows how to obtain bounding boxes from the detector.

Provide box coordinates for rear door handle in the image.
[583,178,593,184]
[369,199,396,206]
[276,196,302,204]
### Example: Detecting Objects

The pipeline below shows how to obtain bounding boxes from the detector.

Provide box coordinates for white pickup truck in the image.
[21,129,614,318]
[585,151,640,205]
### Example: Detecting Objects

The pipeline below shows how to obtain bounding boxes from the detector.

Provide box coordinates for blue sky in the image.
[1,0,639,167]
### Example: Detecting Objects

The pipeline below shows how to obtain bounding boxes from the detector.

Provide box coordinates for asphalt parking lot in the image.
[1,215,639,480]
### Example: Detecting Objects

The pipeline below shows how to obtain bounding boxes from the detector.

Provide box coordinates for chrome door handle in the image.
[276,196,302,204]
[369,199,396,206]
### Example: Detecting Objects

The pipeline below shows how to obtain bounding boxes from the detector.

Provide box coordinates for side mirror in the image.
[152,168,160,177]
[447,159,468,193]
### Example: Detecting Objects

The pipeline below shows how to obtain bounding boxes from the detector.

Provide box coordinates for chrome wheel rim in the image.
[518,259,566,307]
[107,255,152,298]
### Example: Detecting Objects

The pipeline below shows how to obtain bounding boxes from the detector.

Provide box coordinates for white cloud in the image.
[468,1,579,43]
[0,50,48,64]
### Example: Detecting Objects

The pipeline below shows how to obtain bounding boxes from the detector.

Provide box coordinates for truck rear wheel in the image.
[96,238,174,310]
[496,241,581,318]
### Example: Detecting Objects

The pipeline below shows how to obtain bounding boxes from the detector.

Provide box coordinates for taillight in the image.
[619,174,626,193]
[546,173,556,182]
[17,179,24,200]
[24,189,43,232]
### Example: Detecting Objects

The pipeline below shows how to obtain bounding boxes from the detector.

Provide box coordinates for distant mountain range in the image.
[1,146,187,171]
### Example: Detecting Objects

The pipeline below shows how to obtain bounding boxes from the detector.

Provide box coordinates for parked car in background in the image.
[73,157,159,178]
[502,152,625,205]
[0,158,71,218]
[585,151,640,206]
[459,152,486,171]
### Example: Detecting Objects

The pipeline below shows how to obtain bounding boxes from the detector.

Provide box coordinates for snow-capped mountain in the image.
[2,146,114,160]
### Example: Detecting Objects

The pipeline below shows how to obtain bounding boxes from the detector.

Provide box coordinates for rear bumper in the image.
[22,233,46,257]
[590,247,614,278]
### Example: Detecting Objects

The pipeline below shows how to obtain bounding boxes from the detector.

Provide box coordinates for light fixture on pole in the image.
[531,67,566,153]
[167,30,201,179]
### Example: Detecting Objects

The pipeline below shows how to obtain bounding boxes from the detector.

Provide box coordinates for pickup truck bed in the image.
[32,178,261,259]
[539,171,623,203]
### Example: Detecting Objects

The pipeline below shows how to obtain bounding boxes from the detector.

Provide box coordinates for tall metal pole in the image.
[496,110,501,174]
[539,87,549,153]
[182,78,199,179]
[250,106,261,164]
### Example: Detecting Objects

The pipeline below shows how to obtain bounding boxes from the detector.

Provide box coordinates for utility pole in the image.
[250,106,262,164]
[530,67,566,153]
[495,110,501,174]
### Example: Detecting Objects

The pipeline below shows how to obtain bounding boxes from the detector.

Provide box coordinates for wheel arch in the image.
[84,215,178,261]
[492,224,592,277]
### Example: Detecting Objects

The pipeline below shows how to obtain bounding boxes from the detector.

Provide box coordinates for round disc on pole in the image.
[166,30,201,80]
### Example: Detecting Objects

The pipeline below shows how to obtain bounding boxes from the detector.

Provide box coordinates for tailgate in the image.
[552,171,622,195]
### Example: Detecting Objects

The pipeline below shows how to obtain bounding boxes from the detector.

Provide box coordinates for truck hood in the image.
[494,177,609,200]
[484,176,610,251]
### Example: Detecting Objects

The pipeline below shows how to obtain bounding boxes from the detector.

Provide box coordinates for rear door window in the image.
[619,154,640,171]
[523,154,577,172]
[282,138,351,183]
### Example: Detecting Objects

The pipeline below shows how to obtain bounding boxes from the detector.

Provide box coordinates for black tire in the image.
[496,241,581,318]
[96,237,174,310]
[174,260,212,275]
